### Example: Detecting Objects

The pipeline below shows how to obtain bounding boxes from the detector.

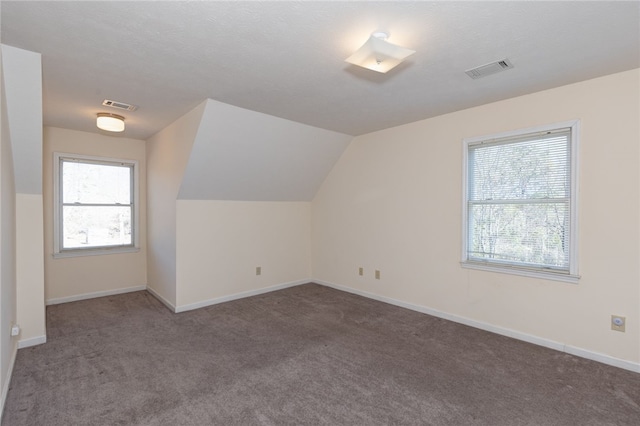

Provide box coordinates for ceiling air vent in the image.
[465,58,514,79]
[102,99,138,111]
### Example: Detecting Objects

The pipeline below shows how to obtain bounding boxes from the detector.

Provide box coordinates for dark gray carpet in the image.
[3,283,639,425]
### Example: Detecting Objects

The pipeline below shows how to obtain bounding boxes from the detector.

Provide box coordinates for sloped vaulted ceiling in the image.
[177,100,352,201]
[1,45,42,194]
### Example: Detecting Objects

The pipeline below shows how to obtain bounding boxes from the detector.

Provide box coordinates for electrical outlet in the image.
[358,267,364,276]
[256,266,262,276]
[375,270,380,280]
[611,315,625,332]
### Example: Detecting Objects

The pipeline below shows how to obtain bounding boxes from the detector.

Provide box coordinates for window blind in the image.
[466,129,571,271]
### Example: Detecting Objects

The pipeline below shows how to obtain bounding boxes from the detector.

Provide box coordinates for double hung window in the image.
[53,153,138,257]
[462,121,579,282]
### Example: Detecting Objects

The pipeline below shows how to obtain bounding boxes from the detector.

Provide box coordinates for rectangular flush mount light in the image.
[345,32,416,73]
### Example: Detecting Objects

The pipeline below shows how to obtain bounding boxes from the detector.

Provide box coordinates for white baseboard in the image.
[46,285,147,305]
[146,286,177,312]
[313,279,640,374]
[0,343,17,424]
[563,345,639,373]
[17,335,46,349]
[175,279,309,313]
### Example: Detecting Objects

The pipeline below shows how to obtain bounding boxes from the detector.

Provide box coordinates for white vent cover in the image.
[465,59,514,79]
[102,99,138,111]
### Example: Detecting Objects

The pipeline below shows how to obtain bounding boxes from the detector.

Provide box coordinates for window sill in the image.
[53,246,140,259]
[461,261,579,284]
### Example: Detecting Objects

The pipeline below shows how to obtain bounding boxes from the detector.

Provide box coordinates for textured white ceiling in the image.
[2,1,639,140]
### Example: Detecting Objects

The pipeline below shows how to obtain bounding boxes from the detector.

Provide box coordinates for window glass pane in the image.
[62,206,132,249]
[469,202,569,269]
[469,135,569,202]
[62,161,131,204]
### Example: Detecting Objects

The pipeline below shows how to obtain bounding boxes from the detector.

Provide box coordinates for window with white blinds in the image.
[462,121,579,282]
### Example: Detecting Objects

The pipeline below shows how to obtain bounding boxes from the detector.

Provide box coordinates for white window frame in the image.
[53,152,140,258]
[461,120,580,283]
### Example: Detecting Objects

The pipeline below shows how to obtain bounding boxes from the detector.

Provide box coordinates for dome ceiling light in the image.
[96,113,125,132]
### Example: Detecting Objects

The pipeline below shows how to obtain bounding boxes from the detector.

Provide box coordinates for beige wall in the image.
[43,127,147,302]
[176,200,310,309]
[146,102,205,308]
[0,53,17,414]
[1,44,44,416]
[16,194,45,345]
[148,101,316,311]
[312,69,640,366]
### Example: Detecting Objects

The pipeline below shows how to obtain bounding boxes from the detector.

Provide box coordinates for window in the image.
[461,121,579,282]
[53,153,139,257]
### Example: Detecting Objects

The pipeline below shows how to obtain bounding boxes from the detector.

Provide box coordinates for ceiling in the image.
[2,1,639,140]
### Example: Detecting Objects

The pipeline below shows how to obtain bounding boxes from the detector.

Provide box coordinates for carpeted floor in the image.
[3,283,640,425]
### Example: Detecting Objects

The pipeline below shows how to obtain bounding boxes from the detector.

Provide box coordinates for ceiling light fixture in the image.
[96,113,125,132]
[345,32,415,73]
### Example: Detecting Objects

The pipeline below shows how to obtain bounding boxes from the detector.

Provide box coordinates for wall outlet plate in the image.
[375,270,381,280]
[256,266,261,276]
[358,267,363,276]
[611,315,625,332]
